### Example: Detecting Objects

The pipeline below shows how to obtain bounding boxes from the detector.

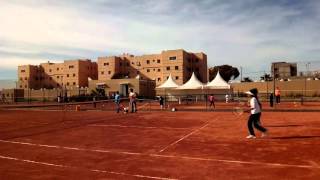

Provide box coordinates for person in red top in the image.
[208,94,215,109]
[275,87,281,104]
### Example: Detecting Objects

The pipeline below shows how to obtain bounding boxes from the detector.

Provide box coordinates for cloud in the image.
[0,0,320,80]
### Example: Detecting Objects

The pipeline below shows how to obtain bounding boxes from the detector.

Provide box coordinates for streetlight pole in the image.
[273,63,276,109]
[240,66,243,82]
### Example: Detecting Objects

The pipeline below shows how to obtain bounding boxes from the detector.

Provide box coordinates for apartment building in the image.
[18,59,97,89]
[271,62,297,79]
[97,49,207,85]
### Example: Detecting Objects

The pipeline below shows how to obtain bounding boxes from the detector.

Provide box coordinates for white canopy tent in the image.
[206,71,231,89]
[156,74,180,89]
[156,74,180,107]
[176,72,204,90]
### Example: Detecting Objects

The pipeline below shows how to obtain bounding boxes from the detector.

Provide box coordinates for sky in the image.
[1,0,320,81]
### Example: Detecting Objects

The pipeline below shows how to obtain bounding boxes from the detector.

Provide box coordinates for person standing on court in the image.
[225,94,229,103]
[275,87,281,104]
[208,94,215,109]
[245,88,268,139]
[269,93,274,107]
[114,91,120,113]
[129,88,137,113]
[159,96,164,110]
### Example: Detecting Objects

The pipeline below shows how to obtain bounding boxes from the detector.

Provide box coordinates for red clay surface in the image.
[0,109,320,179]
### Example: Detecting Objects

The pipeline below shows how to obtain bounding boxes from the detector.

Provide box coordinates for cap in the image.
[245,91,254,96]
[245,88,258,96]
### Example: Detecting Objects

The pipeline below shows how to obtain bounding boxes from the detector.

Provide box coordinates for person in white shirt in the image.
[129,88,137,113]
[225,94,229,103]
[245,88,268,139]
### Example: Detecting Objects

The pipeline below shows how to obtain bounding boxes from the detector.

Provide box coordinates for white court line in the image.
[0,155,178,180]
[89,124,192,130]
[0,139,319,169]
[158,117,218,153]
[0,140,141,156]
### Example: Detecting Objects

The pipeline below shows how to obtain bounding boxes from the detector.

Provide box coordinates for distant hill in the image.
[0,80,16,89]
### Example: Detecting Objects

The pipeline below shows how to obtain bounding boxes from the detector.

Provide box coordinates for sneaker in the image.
[246,135,256,139]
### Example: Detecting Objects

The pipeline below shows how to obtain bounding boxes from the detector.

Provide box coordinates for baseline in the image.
[0,139,319,170]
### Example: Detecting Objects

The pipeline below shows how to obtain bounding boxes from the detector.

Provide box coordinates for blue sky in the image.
[1,0,320,80]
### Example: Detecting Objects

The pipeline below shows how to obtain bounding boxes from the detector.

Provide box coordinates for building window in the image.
[158,69,161,72]
[57,83,60,87]
[20,85,23,88]
[146,60,150,64]
[67,74,69,77]
[157,59,160,63]
[67,82,70,86]
[24,77,28,80]
[175,66,179,70]
[157,78,161,82]
[73,82,76,85]
[57,68,59,71]
[21,70,25,73]
[101,71,104,75]
[166,66,170,70]
[153,69,155,71]
[25,85,27,88]
[73,74,76,77]
[69,65,74,69]
[104,63,109,66]
[169,56,176,60]
[57,76,59,79]
[147,69,150,72]
[49,69,52,72]
[175,76,179,80]
[20,77,23,81]
[108,71,111,74]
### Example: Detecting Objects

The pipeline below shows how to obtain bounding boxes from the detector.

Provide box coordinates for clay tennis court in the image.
[0,107,320,179]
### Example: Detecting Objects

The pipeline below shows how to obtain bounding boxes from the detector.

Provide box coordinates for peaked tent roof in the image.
[156,74,180,89]
[206,71,231,89]
[177,72,204,89]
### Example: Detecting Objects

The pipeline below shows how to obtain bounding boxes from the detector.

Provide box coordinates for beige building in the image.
[18,59,97,89]
[17,49,207,98]
[271,62,297,79]
[97,49,208,86]
[89,78,156,98]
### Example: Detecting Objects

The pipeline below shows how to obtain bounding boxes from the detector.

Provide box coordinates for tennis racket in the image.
[232,106,244,116]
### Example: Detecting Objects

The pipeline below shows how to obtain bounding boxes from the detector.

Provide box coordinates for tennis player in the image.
[159,96,164,110]
[208,94,215,109]
[245,88,268,139]
[114,91,120,113]
[129,88,137,113]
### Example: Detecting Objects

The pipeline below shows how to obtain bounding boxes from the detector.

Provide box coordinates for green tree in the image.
[208,65,240,82]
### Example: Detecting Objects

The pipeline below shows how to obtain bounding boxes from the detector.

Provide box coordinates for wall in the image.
[231,80,320,97]
[89,79,156,98]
